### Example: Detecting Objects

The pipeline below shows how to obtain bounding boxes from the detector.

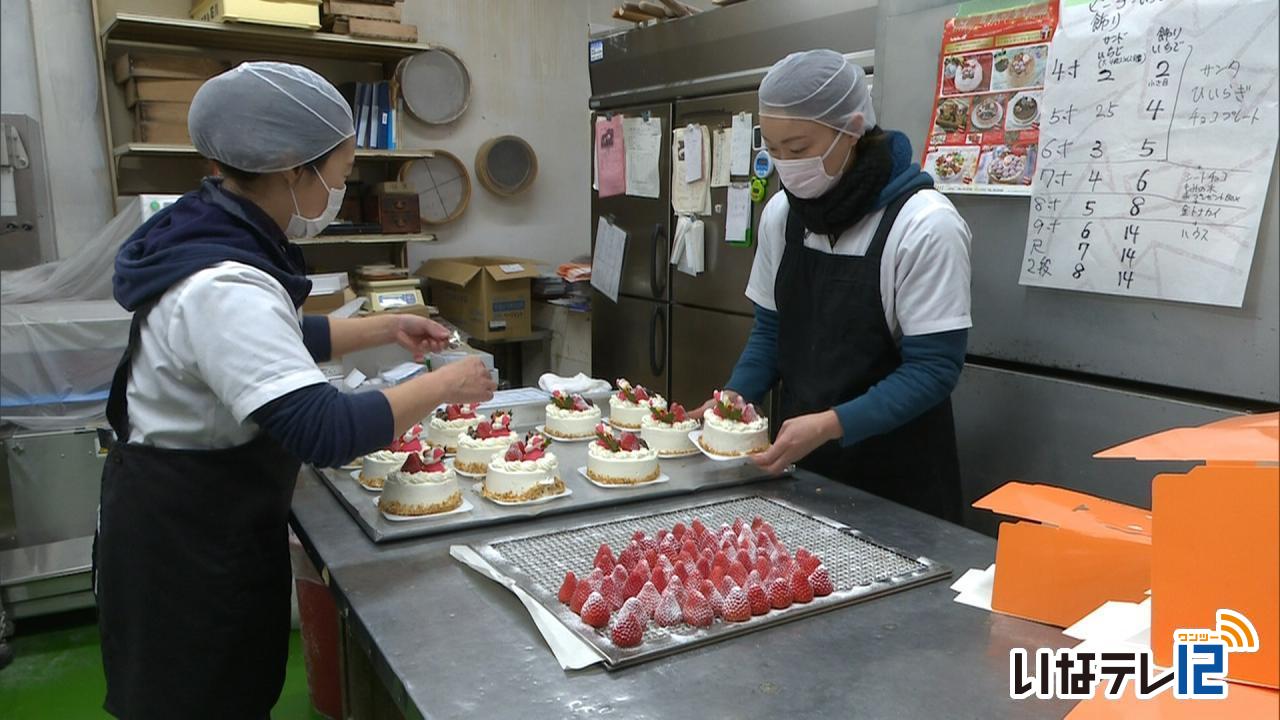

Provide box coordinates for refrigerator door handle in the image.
[649,304,667,377]
[649,223,667,298]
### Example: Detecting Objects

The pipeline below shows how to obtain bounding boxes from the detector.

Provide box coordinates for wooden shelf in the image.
[112,143,435,161]
[296,233,437,246]
[102,13,426,62]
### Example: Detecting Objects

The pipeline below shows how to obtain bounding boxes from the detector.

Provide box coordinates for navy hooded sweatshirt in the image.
[114,178,392,467]
[724,131,968,446]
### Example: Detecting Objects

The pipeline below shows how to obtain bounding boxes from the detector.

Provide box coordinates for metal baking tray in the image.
[311,435,787,543]
[473,495,951,669]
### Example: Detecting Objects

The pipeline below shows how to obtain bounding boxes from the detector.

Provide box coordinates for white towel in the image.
[537,372,611,395]
[671,215,704,276]
[450,545,603,669]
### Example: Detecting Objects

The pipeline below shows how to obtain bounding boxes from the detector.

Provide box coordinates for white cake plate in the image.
[686,430,760,463]
[470,481,573,506]
[375,495,473,522]
[534,425,594,443]
[350,469,384,492]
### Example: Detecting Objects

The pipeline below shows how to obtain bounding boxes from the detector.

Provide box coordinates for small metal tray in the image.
[473,495,951,669]
[312,435,786,543]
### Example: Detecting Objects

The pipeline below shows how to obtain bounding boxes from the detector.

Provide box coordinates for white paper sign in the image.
[729,112,753,176]
[672,126,712,215]
[590,216,627,302]
[683,124,703,183]
[710,128,732,187]
[1019,0,1279,307]
[725,182,752,243]
[623,116,662,198]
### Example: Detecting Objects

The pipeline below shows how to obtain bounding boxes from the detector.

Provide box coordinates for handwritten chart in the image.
[1020,0,1278,307]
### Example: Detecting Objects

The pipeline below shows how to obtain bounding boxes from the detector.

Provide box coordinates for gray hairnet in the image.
[759,49,876,138]
[189,61,355,173]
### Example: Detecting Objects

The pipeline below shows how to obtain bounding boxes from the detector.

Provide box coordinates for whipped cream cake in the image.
[482,432,565,502]
[543,391,601,439]
[426,403,481,452]
[640,401,700,457]
[454,410,516,475]
[587,423,661,485]
[700,390,769,456]
[358,426,422,488]
[378,448,462,516]
[608,379,658,429]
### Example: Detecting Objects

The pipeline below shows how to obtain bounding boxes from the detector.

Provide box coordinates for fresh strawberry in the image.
[681,588,714,628]
[656,528,669,542]
[736,549,753,570]
[695,556,712,580]
[727,560,748,587]
[673,562,689,584]
[475,420,493,438]
[654,590,683,627]
[767,577,793,609]
[643,547,660,568]
[746,581,770,616]
[632,530,647,542]
[636,581,661,618]
[754,556,771,580]
[742,404,759,423]
[681,539,699,558]
[594,544,616,572]
[709,564,727,589]
[732,517,745,535]
[759,521,777,542]
[570,579,592,614]
[446,405,461,421]
[522,448,544,461]
[504,445,522,462]
[672,522,687,540]
[718,575,739,595]
[557,571,577,605]
[790,568,815,604]
[617,543,641,571]
[672,404,688,423]
[707,586,726,618]
[400,452,425,473]
[623,564,648,599]
[723,586,751,622]
[611,564,628,588]
[795,548,821,576]
[618,433,642,452]
[677,550,695,567]
[690,517,706,537]
[651,566,668,594]
[634,386,649,402]
[751,515,764,532]
[579,592,611,628]
[808,565,834,597]
[610,609,645,648]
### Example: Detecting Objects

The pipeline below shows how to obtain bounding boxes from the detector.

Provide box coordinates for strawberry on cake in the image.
[640,402,700,457]
[378,448,462,516]
[700,391,769,456]
[608,379,658,430]
[543,391,601,440]
[454,410,516,475]
[587,424,660,485]
[426,403,481,452]
[359,426,422,489]
[482,432,565,503]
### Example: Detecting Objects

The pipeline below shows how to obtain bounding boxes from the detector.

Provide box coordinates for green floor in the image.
[0,609,323,719]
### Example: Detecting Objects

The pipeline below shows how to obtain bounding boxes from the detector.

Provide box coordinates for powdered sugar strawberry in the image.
[579,592,610,628]
[654,590,683,627]
[808,565,834,597]
[610,608,645,648]
[723,586,751,622]
[558,571,577,605]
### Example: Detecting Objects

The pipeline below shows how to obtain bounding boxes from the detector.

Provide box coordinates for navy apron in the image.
[94,303,300,719]
[775,187,963,522]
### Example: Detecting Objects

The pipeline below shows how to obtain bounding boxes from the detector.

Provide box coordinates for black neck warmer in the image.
[783,127,894,243]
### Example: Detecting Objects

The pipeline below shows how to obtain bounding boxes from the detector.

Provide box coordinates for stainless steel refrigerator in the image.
[588,0,879,413]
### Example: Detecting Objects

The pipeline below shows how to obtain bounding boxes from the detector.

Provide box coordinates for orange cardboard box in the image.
[1097,412,1279,689]
[973,482,1152,628]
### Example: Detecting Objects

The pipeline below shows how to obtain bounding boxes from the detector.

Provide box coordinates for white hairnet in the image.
[759,49,876,138]
[189,61,355,173]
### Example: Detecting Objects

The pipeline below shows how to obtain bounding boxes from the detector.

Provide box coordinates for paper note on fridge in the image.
[710,128,731,188]
[683,124,703,183]
[725,182,751,243]
[595,115,626,198]
[622,116,661,199]
[672,127,712,216]
[729,112,752,176]
[591,217,626,303]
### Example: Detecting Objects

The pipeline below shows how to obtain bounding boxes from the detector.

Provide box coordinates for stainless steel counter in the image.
[290,467,1077,720]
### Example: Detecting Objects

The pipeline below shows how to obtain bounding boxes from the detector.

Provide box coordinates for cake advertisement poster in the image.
[921,0,1059,196]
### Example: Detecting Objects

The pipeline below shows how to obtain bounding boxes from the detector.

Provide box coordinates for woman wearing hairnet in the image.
[695,50,971,522]
[95,62,495,718]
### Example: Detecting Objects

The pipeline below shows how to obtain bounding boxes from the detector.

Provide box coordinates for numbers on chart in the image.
[1154,60,1170,80]
[1080,221,1093,240]
[1090,140,1105,159]
[1120,247,1137,267]
[1096,101,1118,119]
[1117,270,1135,289]
[1073,263,1086,279]
[1077,241,1091,260]
[1136,168,1150,192]
[1087,170,1104,192]
[1130,196,1145,216]
[1098,67,1115,83]
[1052,58,1080,81]
[1084,200,1097,216]
[1146,99,1166,120]
[1050,105,1078,125]
[1140,139,1157,158]
[1124,223,1141,243]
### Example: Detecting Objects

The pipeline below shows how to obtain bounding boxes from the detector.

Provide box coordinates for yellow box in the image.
[191,0,322,30]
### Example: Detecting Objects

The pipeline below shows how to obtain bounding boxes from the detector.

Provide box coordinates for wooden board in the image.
[322,0,401,22]
[134,120,192,145]
[327,16,417,42]
[112,52,228,84]
[125,78,205,108]
[134,101,191,124]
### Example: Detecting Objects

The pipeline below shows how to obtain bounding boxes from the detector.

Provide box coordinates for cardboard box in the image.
[303,273,355,314]
[135,102,192,125]
[134,120,192,145]
[322,0,402,21]
[328,16,417,42]
[113,53,228,84]
[972,482,1152,628]
[192,0,321,30]
[1097,412,1279,688]
[125,79,205,108]
[417,257,541,341]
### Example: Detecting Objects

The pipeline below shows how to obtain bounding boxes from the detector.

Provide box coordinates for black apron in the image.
[94,303,300,719]
[775,187,963,523]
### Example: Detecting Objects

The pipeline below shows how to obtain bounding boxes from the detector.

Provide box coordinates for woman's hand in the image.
[432,357,497,404]
[687,389,740,420]
[389,315,452,360]
[750,409,842,476]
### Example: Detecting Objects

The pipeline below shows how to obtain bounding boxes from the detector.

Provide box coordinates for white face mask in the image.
[772,130,853,199]
[286,166,345,239]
